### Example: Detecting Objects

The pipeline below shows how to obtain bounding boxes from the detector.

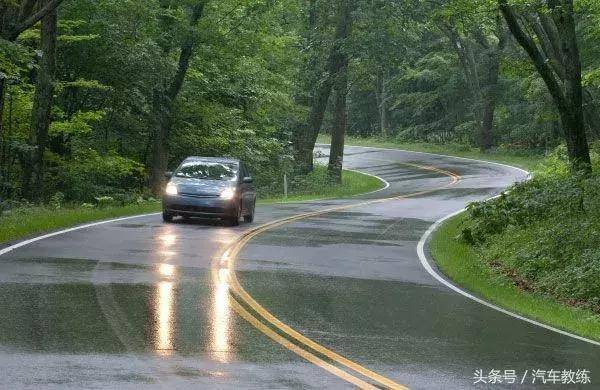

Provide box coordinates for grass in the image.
[0,168,384,246]
[0,201,162,245]
[318,134,544,172]
[430,212,600,342]
[258,167,384,203]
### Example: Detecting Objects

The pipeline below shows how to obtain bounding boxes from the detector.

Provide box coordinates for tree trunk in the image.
[295,79,334,173]
[499,0,591,172]
[148,3,204,195]
[294,0,352,174]
[555,1,590,171]
[327,52,349,183]
[479,73,497,151]
[376,68,388,138]
[479,20,506,152]
[148,91,172,195]
[21,2,57,200]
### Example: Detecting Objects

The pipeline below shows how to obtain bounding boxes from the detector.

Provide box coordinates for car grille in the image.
[170,205,225,214]
[179,192,219,198]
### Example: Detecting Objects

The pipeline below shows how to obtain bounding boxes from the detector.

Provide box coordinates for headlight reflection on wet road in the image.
[152,226,236,362]
[211,267,233,363]
[154,263,176,356]
[156,280,175,355]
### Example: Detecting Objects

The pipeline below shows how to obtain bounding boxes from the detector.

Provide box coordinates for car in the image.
[162,157,256,226]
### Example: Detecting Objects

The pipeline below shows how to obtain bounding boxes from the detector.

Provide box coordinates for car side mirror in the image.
[164,171,172,180]
[242,177,253,183]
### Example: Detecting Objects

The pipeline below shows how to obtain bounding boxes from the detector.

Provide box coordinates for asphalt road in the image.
[0,145,598,389]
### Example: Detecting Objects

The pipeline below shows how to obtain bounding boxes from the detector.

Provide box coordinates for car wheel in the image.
[228,215,240,226]
[228,201,241,226]
[162,211,173,223]
[243,202,255,223]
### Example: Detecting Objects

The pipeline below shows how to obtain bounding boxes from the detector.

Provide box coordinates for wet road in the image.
[0,146,598,389]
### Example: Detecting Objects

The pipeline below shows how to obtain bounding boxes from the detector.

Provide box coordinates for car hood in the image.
[170,177,234,196]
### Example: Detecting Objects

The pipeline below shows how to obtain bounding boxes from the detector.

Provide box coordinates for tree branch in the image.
[524,12,565,80]
[167,2,206,101]
[498,0,566,110]
[11,0,64,40]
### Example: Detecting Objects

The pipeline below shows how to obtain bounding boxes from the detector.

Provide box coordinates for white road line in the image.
[331,144,599,347]
[342,144,532,177]
[393,152,598,347]
[417,206,600,347]
[345,168,390,195]
[0,213,161,257]
[1,145,596,348]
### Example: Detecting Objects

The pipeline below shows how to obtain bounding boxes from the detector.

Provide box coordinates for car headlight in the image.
[220,187,235,200]
[165,183,178,195]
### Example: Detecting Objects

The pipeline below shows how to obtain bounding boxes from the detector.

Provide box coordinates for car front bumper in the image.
[162,194,237,218]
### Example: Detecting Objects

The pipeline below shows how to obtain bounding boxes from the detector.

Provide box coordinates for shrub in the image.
[461,146,600,311]
[49,192,65,209]
[58,149,146,202]
[95,196,116,208]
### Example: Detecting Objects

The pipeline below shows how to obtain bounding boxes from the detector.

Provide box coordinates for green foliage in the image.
[49,110,105,136]
[461,146,600,311]
[58,149,146,202]
[49,191,65,209]
[1,0,599,206]
[0,201,161,245]
[432,213,600,342]
[94,196,116,208]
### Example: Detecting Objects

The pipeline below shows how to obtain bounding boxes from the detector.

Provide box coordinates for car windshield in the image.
[175,161,238,181]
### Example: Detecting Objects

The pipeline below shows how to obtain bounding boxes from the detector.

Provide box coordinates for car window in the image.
[175,161,238,181]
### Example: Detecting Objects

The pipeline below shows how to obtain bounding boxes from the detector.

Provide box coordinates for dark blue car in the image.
[162,157,256,225]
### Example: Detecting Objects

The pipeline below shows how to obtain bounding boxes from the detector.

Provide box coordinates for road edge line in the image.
[0,212,161,257]
[412,171,600,348]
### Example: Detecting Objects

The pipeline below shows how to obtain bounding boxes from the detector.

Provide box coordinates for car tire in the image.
[227,201,241,226]
[228,215,239,226]
[243,202,255,223]
[162,211,173,223]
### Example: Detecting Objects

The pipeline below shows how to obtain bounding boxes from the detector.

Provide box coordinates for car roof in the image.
[182,156,240,164]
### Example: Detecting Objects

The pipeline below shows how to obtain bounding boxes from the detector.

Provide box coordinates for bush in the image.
[58,149,146,202]
[460,146,600,311]
[49,192,65,209]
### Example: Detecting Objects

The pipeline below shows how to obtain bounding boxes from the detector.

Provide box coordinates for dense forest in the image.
[1,0,599,206]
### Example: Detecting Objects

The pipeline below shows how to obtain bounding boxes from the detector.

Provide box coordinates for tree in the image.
[0,0,65,157]
[442,17,506,151]
[499,0,591,172]
[148,1,206,195]
[327,0,351,182]
[293,0,352,174]
[21,0,58,199]
[0,0,64,41]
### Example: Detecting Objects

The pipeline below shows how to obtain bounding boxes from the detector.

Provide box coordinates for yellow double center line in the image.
[214,162,460,389]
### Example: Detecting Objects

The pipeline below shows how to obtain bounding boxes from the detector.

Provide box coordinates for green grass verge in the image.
[0,168,384,246]
[430,213,600,342]
[258,167,385,204]
[0,202,162,245]
[318,134,543,172]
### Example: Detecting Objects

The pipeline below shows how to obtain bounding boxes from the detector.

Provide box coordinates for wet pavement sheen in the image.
[0,146,598,389]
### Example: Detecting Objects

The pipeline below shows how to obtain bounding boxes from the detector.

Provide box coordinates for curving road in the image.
[0,145,598,389]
